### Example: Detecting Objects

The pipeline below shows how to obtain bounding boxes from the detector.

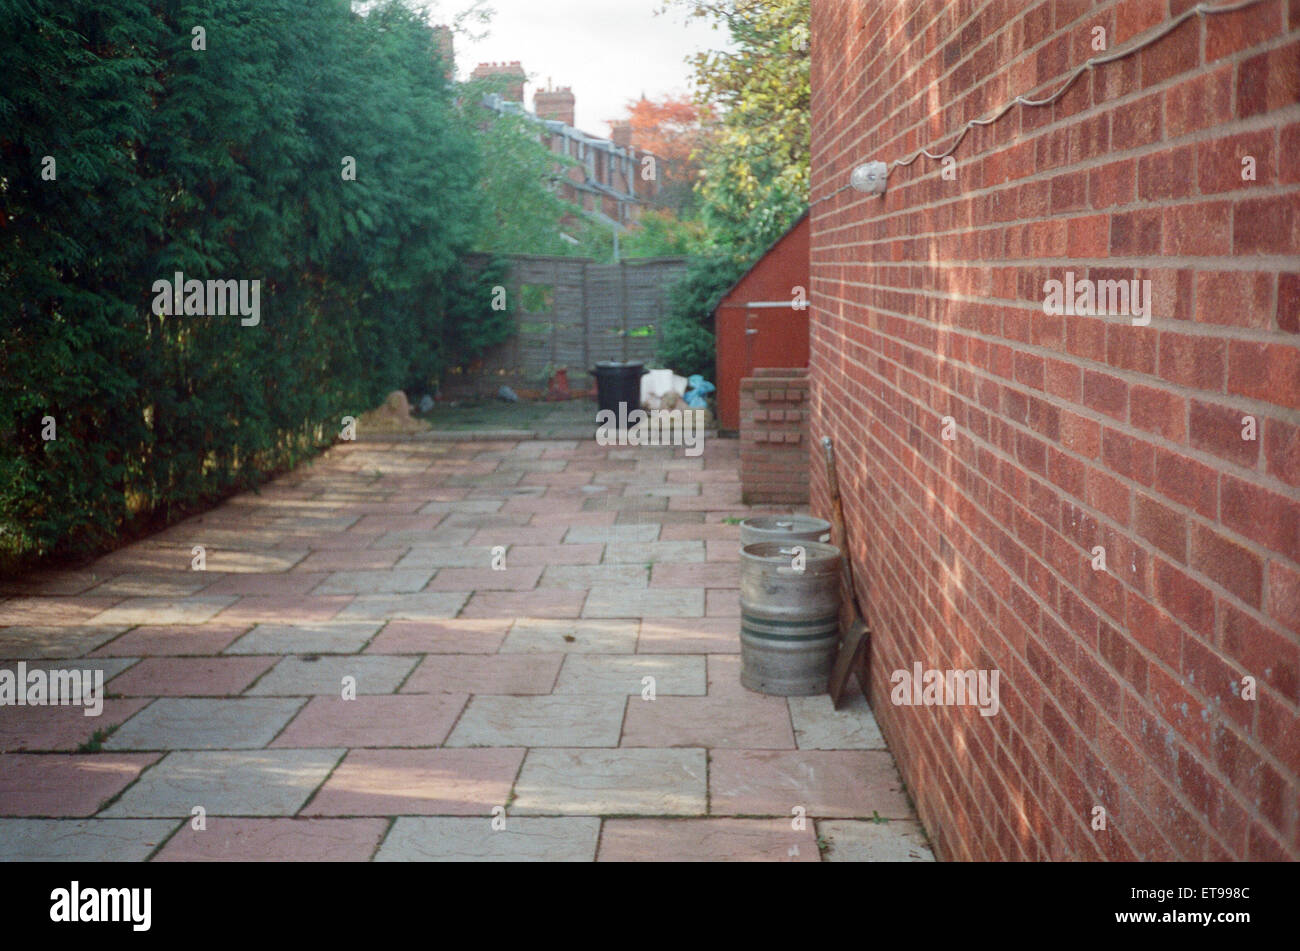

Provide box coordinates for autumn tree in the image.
[615,95,709,217]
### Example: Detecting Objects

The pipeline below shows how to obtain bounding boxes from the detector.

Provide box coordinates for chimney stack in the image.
[432,25,454,81]
[534,86,576,127]
[470,60,526,102]
[609,120,632,149]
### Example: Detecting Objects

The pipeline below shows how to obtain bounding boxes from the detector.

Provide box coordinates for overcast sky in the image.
[418,0,726,134]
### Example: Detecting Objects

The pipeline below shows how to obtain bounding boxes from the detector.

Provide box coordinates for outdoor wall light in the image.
[850,161,888,196]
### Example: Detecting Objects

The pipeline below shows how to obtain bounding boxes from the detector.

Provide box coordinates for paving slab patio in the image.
[0,433,934,862]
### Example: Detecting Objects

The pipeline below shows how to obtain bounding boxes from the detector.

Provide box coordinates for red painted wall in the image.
[716,214,812,429]
[811,0,1299,861]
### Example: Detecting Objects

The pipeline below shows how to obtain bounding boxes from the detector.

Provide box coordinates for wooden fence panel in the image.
[446,253,687,398]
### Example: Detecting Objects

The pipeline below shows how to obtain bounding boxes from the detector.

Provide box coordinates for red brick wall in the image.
[810,0,1299,861]
[741,369,811,504]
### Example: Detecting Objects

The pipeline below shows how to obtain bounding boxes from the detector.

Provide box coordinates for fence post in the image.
[620,259,629,362]
[581,260,590,378]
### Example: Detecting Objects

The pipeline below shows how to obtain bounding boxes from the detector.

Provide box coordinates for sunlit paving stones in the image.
[0,436,931,862]
[376,817,600,862]
[100,750,343,817]
[512,748,708,816]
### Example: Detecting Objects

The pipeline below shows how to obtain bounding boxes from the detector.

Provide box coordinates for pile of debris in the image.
[356,390,431,434]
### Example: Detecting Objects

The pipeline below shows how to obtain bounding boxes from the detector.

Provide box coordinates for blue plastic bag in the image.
[683,375,715,408]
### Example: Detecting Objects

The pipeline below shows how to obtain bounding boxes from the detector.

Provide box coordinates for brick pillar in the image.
[740,368,811,505]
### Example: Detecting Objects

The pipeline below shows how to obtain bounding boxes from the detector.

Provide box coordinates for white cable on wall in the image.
[814,0,1268,203]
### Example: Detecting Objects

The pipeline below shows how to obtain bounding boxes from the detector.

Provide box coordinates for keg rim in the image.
[739,515,833,533]
[740,540,842,562]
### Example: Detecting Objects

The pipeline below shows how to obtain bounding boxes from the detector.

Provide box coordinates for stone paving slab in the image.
[418,499,504,515]
[0,699,151,753]
[246,655,417,696]
[273,692,467,748]
[153,817,389,862]
[214,595,354,625]
[709,750,913,818]
[293,549,402,573]
[200,572,329,597]
[0,754,160,816]
[0,819,179,861]
[583,586,704,618]
[303,748,523,816]
[426,566,544,591]
[100,749,343,817]
[103,698,306,750]
[446,695,625,747]
[817,819,936,861]
[335,592,469,621]
[0,571,110,597]
[312,569,434,595]
[364,619,509,654]
[504,544,605,566]
[615,510,705,526]
[650,563,739,587]
[1,596,124,626]
[0,624,128,659]
[622,694,796,749]
[501,618,639,653]
[107,656,275,697]
[788,693,887,749]
[85,572,218,598]
[371,528,476,549]
[598,818,818,862]
[538,564,650,589]
[639,617,739,654]
[468,525,567,546]
[375,816,600,862]
[512,748,707,816]
[659,522,743,542]
[90,624,248,657]
[93,596,238,626]
[704,588,741,617]
[5,655,140,684]
[224,621,382,655]
[553,654,706,696]
[393,546,500,570]
[402,654,562,695]
[563,525,660,545]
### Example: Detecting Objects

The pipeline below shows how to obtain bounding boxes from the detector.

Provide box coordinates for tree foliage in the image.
[458,92,612,259]
[654,0,810,380]
[671,0,809,262]
[0,0,507,564]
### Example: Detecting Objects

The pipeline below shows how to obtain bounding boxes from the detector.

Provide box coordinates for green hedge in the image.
[0,0,508,564]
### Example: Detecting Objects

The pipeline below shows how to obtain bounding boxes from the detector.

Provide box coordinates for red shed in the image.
[713,212,810,431]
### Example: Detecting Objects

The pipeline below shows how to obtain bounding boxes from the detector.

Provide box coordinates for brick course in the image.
[810,0,1299,861]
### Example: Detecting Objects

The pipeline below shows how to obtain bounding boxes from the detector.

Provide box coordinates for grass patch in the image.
[76,724,119,753]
